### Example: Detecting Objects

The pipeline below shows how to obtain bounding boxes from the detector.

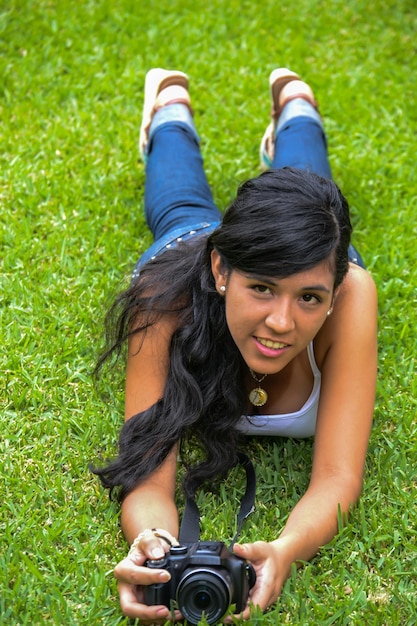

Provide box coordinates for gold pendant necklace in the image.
[248,369,268,407]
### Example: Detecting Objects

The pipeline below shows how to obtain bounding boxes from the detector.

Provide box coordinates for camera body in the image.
[144,541,256,626]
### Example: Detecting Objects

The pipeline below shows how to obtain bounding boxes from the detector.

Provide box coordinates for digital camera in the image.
[144,541,256,625]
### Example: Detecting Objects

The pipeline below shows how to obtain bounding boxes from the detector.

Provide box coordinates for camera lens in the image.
[177,568,231,625]
[194,590,211,610]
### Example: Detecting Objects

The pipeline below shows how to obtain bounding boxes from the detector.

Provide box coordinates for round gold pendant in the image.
[249,387,268,407]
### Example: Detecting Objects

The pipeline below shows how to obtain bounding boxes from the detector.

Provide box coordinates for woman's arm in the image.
[233,265,378,616]
[114,315,183,622]
[123,311,181,537]
[114,446,181,623]
[120,445,179,542]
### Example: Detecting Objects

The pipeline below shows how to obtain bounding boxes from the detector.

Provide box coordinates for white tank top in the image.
[237,342,321,438]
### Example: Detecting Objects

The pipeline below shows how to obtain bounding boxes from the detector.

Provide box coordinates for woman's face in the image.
[211,250,335,375]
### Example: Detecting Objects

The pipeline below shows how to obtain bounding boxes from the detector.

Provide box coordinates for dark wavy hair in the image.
[92,167,352,501]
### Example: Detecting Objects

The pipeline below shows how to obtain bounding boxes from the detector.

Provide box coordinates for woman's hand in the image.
[115,534,289,623]
[114,528,182,624]
[229,540,290,620]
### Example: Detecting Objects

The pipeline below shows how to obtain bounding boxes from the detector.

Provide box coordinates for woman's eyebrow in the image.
[245,273,331,293]
[243,273,278,286]
[300,284,331,293]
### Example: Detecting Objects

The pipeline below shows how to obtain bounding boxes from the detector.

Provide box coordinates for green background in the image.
[1,0,416,623]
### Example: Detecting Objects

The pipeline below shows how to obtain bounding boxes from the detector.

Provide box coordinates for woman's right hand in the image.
[114,528,182,624]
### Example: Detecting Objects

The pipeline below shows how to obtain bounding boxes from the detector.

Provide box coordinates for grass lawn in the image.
[1,0,416,624]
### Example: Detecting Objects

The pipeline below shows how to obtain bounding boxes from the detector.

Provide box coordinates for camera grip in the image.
[144,556,171,606]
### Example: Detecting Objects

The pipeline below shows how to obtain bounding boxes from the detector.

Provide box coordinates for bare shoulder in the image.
[333,264,378,334]
[338,262,377,304]
[125,311,179,420]
[315,263,378,363]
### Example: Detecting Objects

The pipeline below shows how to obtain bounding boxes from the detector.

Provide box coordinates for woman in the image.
[94,67,378,623]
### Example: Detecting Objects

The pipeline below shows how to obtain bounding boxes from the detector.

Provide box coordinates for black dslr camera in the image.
[144,540,256,625]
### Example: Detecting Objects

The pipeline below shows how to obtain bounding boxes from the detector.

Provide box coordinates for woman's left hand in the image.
[228,541,289,620]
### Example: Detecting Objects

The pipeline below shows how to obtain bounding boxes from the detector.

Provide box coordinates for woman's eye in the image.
[252,284,271,294]
[302,293,320,303]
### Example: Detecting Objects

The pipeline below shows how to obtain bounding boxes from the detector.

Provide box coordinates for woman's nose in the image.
[265,300,295,334]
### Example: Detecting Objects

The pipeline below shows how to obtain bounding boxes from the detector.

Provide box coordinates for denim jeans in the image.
[133,100,363,279]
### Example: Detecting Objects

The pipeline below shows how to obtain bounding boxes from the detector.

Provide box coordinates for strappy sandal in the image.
[260,68,318,169]
[139,68,191,160]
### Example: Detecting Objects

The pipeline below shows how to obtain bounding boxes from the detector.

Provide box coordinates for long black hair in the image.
[92,167,352,501]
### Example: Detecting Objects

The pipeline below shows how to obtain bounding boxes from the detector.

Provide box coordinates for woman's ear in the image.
[332,285,341,304]
[211,249,229,295]
[327,285,341,315]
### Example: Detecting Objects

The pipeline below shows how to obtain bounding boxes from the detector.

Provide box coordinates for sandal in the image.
[139,68,191,160]
[260,68,318,169]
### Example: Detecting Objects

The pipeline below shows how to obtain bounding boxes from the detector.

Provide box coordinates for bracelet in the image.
[128,527,178,559]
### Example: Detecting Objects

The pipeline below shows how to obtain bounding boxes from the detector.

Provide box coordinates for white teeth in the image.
[257,337,286,349]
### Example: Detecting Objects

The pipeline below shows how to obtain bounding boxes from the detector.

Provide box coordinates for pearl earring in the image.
[220,285,226,293]
[327,307,333,316]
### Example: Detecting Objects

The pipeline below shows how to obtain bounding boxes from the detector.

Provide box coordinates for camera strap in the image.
[179,452,256,549]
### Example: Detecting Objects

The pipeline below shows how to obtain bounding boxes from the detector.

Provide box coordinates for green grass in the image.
[1,0,416,623]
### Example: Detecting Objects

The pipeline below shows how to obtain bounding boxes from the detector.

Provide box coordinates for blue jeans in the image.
[133,100,363,279]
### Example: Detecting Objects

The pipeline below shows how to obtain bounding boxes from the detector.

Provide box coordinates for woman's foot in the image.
[260,68,318,169]
[139,68,191,159]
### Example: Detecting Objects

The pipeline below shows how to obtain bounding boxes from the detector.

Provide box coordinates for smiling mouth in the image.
[256,337,288,349]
